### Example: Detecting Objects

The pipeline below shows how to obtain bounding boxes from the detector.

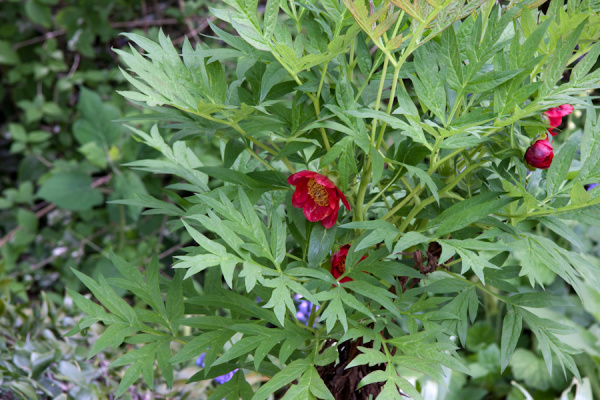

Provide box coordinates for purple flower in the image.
[215,369,238,384]
[294,294,318,326]
[196,352,238,385]
[585,183,598,191]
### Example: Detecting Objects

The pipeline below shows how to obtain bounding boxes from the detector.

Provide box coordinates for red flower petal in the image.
[303,199,332,222]
[546,104,573,118]
[287,170,317,185]
[321,205,339,228]
[292,180,310,208]
[337,188,350,210]
[546,115,562,128]
[313,173,335,188]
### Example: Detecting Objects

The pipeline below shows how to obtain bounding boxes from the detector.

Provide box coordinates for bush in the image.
[32,0,600,398]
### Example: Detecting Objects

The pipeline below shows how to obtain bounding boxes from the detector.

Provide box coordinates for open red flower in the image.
[544,104,573,136]
[525,139,554,169]
[330,244,367,283]
[287,171,350,229]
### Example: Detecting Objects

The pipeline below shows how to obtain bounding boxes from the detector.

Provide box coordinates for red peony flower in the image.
[330,244,367,283]
[525,139,554,169]
[544,104,573,136]
[287,171,350,229]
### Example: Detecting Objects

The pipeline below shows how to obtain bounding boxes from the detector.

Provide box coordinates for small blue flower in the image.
[197,352,239,385]
[214,369,238,384]
[585,183,598,191]
[294,294,318,326]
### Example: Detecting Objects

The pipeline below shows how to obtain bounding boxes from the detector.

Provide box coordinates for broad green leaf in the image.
[465,69,524,93]
[308,224,337,267]
[500,304,522,372]
[320,292,347,332]
[71,269,137,323]
[169,330,225,364]
[439,132,489,149]
[252,359,312,400]
[0,40,19,65]
[392,232,430,253]
[572,40,600,83]
[115,361,144,398]
[260,62,289,102]
[538,216,583,250]
[88,323,139,359]
[263,278,295,326]
[343,281,401,319]
[429,192,514,236]
[263,0,279,38]
[546,133,579,196]
[213,337,261,365]
[402,163,439,203]
[570,181,591,206]
[37,172,103,211]
[348,109,428,147]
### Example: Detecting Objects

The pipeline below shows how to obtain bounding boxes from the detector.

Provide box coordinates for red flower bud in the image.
[544,104,573,136]
[287,171,350,229]
[525,140,554,169]
[330,244,367,283]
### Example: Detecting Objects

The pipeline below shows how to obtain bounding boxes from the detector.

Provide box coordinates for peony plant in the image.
[67,0,600,398]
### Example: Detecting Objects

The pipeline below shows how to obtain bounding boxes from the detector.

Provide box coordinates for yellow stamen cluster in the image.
[307,179,329,207]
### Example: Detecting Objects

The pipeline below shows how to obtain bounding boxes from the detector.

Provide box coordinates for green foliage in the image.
[6,0,600,399]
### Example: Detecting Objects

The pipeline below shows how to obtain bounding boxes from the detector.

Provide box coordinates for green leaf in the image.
[270,213,286,266]
[540,21,586,95]
[0,40,19,65]
[520,17,551,64]
[546,133,579,196]
[371,144,384,185]
[348,109,429,147]
[307,224,337,267]
[465,69,524,93]
[74,87,121,148]
[339,288,375,322]
[115,361,144,398]
[429,192,514,236]
[402,164,439,203]
[392,232,430,253]
[88,323,139,359]
[37,172,103,211]
[570,181,591,206]
[263,278,294,327]
[355,33,372,77]
[263,0,279,38]
[224,138,246,168]
[252,359,312,400]
[439,132,489,149]
[319,137,349,168]
[500,304,523,372]
[197,166,263,188]
[213,337,260,366]
[440,26,463,89]
[572,41,600,83]
[343,281,400,319]
[303,366,334,400]
[170,330,225,364]
[25,0,52,28]
[579,96,600,179]
[509,349,556,391]
[71,269,137,323]
[538,216,583,250]
[320,291,347,332]
[260,63,289,102]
